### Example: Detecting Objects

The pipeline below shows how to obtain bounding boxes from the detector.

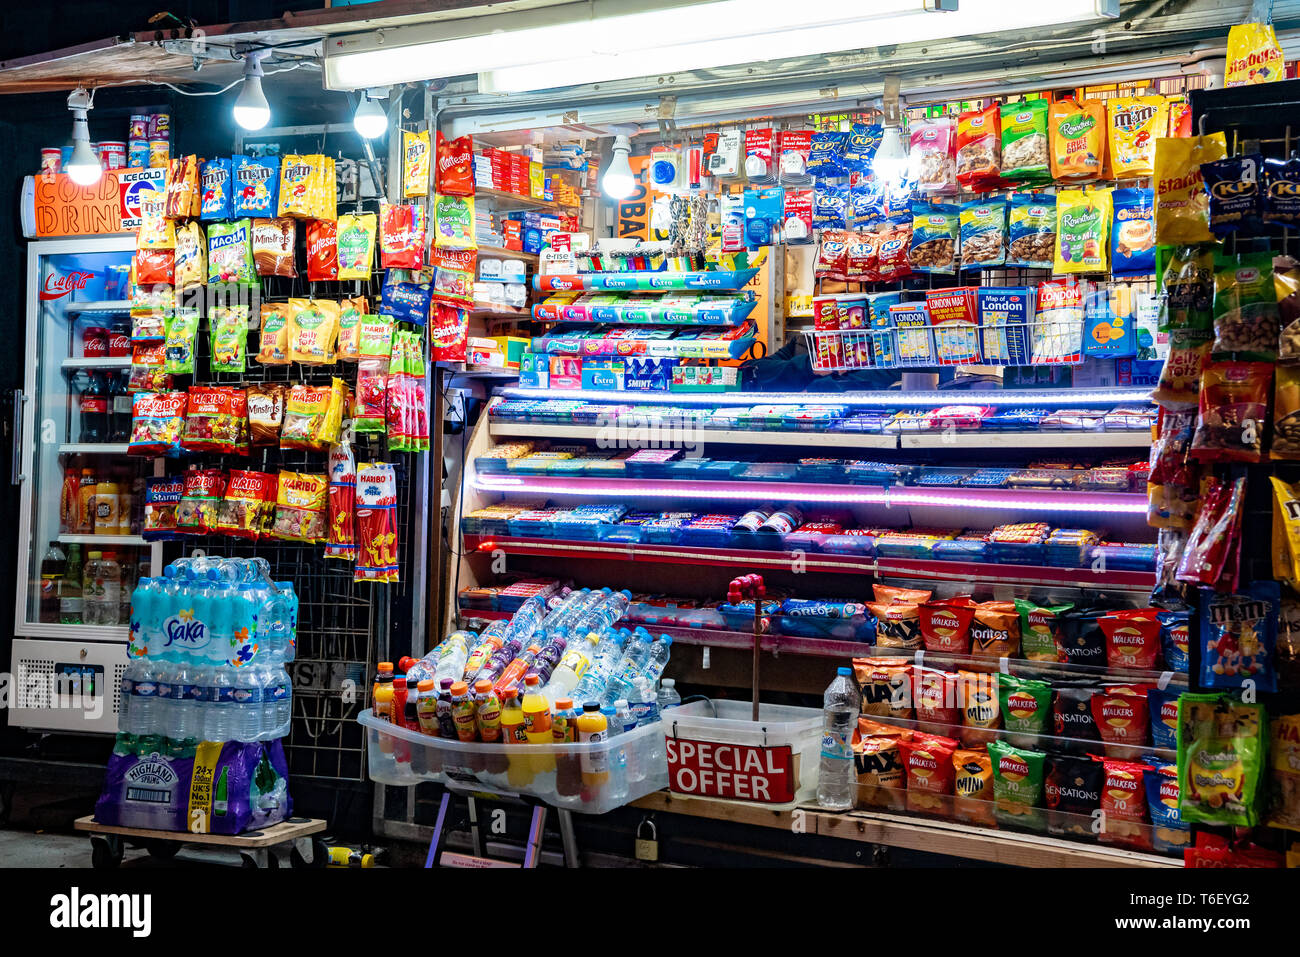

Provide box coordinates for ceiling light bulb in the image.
[65,108,101,186]
[873,125,909,184]
[602,135,636,199]
[233,54,271,131]
[353,94,387,139]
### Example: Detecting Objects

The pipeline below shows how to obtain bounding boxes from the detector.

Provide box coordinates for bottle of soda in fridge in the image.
[109,371,133,443]
[39,541,66,623]
[59,543,84,625]
[78,371,108,444]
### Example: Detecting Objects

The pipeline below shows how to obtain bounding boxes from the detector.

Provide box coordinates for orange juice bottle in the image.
[522,674,554,777]
[475,679,507,775]
[576,702,609,794]
[373,681,395,755]
[500,687,532,788]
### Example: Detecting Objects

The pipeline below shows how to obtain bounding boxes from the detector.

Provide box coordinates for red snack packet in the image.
[435,132,475,196]
[898,732,959,813]
[134,248,174,286]
[1184,832,1285,868]
[379,202,427,270]
[325,438,357,561]
[1090,685,1151,754]
[956,103,1003,191]
[1189,361,1272,464]
[844,231,880,282]
[875,222,913,283]
[919,596,976,654]
[355,461,399,584]
[1099,609,1163,670]
[431,304,467,362]
[306,219,338,281]
[913,667,961,737]
[1097,757,1154,850]
[216,469,277,540]
[1176,476,1246,586]
[176,468,227,535]
[431,246,476,309]
[181,386,247,455]
[814,229,848,280]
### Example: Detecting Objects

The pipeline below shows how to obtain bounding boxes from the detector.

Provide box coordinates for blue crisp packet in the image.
[844,122,882,173]
[1199,582,1279,693]
[977,286,1033,364]
[199,157,232,221]
[231,154,280,217]
[1111,187,1156,275]
[780,598,867,619]
[807,131,848,177]
[813,183,848,230]
[851,175,885,228]
[1146,686,1179,750]
[1142,760,1190,853]
[959,196,1007,269]
[380,272,433,325]
[1157,608,1189,673]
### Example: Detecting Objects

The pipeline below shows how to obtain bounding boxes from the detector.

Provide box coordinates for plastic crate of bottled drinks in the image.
[358,709,669,815]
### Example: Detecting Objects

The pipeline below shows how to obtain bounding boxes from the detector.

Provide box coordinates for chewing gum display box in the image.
[519,351,549,388]
[625,357,676,391]
[582,358,626,391]
[672,364,740,392]
[550,356,583,389]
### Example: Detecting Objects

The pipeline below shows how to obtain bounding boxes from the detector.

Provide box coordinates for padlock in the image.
[635,815,659,862]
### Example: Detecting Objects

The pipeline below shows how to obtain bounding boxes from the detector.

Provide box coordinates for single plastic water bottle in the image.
[434,632,470,685]
[206,664,235,742]
[817,667,860,811]
[118,657,140,733]
[128,577,154,657]
[547,632,600,700]
[275,582,298,662]
[129,658,160,737]
[232,664,264,742]
[600,630,656,706]
[569,630,625,704]
[657,678,682,710]
[153,660,174,739]
[603,705,628,803]
[615,698,642,785]
[639,637,673,686]
[264,662,292,740]
[170,657,201,742]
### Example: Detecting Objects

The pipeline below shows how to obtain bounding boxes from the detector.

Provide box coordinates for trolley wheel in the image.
[90,836,122,869]
[145,839,180,860]
[290,838,328,869]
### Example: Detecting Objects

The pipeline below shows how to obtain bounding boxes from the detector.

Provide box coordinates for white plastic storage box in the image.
[662,700,822,807]
[359,710,668,816]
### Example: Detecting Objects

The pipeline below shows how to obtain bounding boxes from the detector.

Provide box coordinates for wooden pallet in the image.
[74,815,327,869]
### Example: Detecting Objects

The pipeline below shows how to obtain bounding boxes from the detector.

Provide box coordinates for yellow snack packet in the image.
[1271,476,1300,588]
[256,302,291,365]
[1106,95,1168,180]
[1226,22,1286,87]
[165,155,201,219]
[173,220,206,288]
[288,298,341,365]
[403,129,431,198]
[1049,98,1106,183]
[337,296,368,360]
[278,154,337,220]
[137,190,175,249]
[1154,134,1227,244]
[1053,187,1112,274]
[337,213,378,280]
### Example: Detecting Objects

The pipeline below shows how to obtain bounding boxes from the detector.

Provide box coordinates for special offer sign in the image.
[665,737,796,804]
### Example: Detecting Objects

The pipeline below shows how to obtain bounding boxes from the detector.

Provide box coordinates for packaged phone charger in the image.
[782,187,814,244]
[744,128,776,184]
[649,144,684,192]
[778,130,813,185]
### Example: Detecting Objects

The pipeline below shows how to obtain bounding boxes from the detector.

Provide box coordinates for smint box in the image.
[519,352,549,388]
[672,364,739,392]
[582,358,625,391]
[625,356,676,391]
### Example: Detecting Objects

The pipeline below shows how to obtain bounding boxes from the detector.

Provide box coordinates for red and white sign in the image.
[665,737,795,804]
[40,270,95,301]
[119,167,166,231]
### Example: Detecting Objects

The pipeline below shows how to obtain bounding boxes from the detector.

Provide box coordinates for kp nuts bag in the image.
[1110,187,1156,275]
[1154,133,1228,244]
[907,202,959,275]
[1203,153,1264,238]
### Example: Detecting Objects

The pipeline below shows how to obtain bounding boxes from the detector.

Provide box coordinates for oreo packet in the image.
[231,154,281,217]
[1203,153,1263,238]
[1262,156,1300,226]
[199,157,232,221]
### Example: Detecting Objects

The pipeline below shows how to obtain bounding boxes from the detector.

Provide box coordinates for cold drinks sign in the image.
[665,736,796,804]
[31,168,165,237]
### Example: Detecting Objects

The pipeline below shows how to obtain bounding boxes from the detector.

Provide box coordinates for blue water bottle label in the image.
[133,681,157,699]
[820,729,851,761]
[185,685,205,703]
[213,687,236,704]
[171,683,195,702]
[232,687,263,704]
[266,685,288,702]
[120,677,134,698]
[157,682,173,701]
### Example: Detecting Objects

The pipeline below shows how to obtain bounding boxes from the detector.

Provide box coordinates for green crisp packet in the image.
[163,307,201,375]
[1016,599,1072,661]
[1177,692,1265,827]
[207,219,256,285]
[988,739,1047,831]
[209,305,250,374]
[996,673,1053,746]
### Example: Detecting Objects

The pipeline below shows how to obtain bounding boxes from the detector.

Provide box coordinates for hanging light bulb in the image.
[601,134,636,200]
[65,89,101,187]
[873,125,909,184]
[233,51,271,131]
[353,91,387,139]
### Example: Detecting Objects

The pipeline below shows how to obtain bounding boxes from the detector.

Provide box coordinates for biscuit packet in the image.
[337,212,378,280]
[1110,187,1155,276]
[1000,99,1050,183]
[1211,250,1279,360]
[288,298,341,365]
[1049,98,1107,182]
[256,302,291,365]
[955,103,1002,191]
[907,202,959,275]
[402,129,431,198]
[1053,187,1112,274]
[1153,133,1228,244]
[251,217,296,278]
[1106,95,1167,179]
